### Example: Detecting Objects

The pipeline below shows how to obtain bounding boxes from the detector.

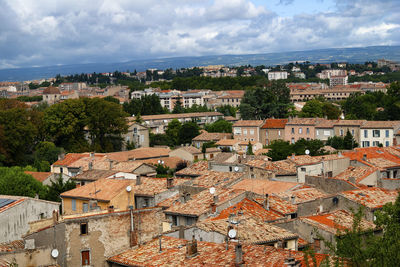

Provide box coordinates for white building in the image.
[268,71,288,80]
[360,121,400,148]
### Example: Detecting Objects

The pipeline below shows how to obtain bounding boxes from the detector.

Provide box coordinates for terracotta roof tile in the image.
[134,177,190,196]
[342,147,400,169]
[139,112,223,121]
[72,170,119,181]
[276,187,328,204]
[301,210,376,234]
[231,179,300,196]
[233,120,264,127]
[60,179,135,202]
[0,240,24,252]
[340,187,398,209]
[215,139,240,146]
[261,119,288,129]
[333,166,379,184]
[192,132,232,142]
[140,157,183,170]
[191,171,243,188]
[175,161,210,177]
[24,171,52,183]
[107,236,328,267]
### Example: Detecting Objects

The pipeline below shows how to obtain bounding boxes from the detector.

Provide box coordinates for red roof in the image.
[261,119,288,129]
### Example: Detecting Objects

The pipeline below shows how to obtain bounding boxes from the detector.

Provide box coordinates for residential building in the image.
[0,195,59,243]
[359,121,400,147]
[268,71,288,80]
[124,121,149,148]
[333,119,365,144]
[329,75,348,86]
[285,118,324,143]
[60,178,136,215]
[42,86,61,105]
[260,118,288,145]
[169,146,221,162]
[232,120,264,142]
[24,171,70,186]
[191,131,232,149]
[315,120,336,142]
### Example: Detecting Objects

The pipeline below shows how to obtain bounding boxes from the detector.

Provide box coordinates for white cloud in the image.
[0,0,399,69]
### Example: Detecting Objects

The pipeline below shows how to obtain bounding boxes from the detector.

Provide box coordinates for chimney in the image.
[52,209,59,224]
[186,235,198,258]
[211,196,218,213]
[349,177,356,184]
[338,151,342,157]
[88,161,93,170]
[362,154,367,161]
[58,153,65,161]
[90,152,94,158]
[235,243,244,266]
[179,225,185,239]
[264,194,270,210]
[167,177,174,189]
[291,196,296,204]
[136,176,141,185]
[108,205,114,213]
[109,160,113,170]
[291,153,295,160]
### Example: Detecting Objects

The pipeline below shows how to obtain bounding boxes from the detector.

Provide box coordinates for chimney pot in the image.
[136,176,142,185]
[264,194,270,210]
[108,205,114,212]
[186,235,198,258]
[167,177,174,189]
[235,243,244,266]
[291,196,296,204]
[363,154,367,161]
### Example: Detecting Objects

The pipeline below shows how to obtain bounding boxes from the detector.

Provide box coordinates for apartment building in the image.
[260,119,288,145]
[268,71,288,80]
[232,120,264,142]
[360,121,400,147]
[285,118,324,143]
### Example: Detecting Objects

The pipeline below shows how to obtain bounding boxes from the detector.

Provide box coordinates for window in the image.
[229,166,232,172]
[306,128,310,134]
[265,130,268,137]
[290,213,297,219]
[386,130,389,138]
[80,223,88,235]
[278,130,281,136]
[340,129,344,136]
[316,130,319,135]
[133,128,137,134]
[324,130,330,136]
[82,203,89,213]
[72,199,76,211]
[362,141,370,147]
[291,138,295,144]
[373,130,380,137]
[172,215,178,226]
[291,128,294,134]
[373,141,380,147]
[364,130,368,138]
[386,141,390,147]
[81,250,90,266]
[299,128,302,134]
[250,129,254,135]
[351,129,355,135]
[60,167,63,174]
[243,129,247,135]
[301,167,306,172]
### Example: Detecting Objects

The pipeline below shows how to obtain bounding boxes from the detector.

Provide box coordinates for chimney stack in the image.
[211,196,218,213]
[167,177,174,189]
[109,160,113,170]
[136,176,142,185]
[235,243,244,266]
[52,209,59,224]
[291,196,296,205]
[362,154,367,161]
[88,161,93,170]
[264,194,270,210]
[291,153,295,160]
[186,235,198,258]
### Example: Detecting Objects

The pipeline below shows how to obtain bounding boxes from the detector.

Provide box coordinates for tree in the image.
[246,141,254,155]
[149,133,171,147]
[204,119,232,133]
[300,98,341,119]
[326,136,344,150]
[179,121,200,145]
[267,140,293,161]
[166,119,182,146]
[0,166,47,198]
[239,81,291,119]
[216,105,237,117]
[123,94,165,116]
[135,113,143,123]
[172,99,185,114]
[45,175,76,202]
[103,96,120,104]
[343,130,358,150]
[33,141,64,172]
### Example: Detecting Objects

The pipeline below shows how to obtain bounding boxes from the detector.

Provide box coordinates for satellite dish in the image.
[234,166,239,172]
[51,248,59,258]
[126,185,132,192]
[209,187,216,195]
[228,229,237,239]
[305,149,310,155]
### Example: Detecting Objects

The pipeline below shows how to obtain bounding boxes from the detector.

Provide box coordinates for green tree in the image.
[33,141,64,171]
[166,119,182,146]
[326,136,344,150]
[204,119,232,133]
[179,121,200,145]
[45,175,76,202]
[239,81,291,119]
[246,141,254,155]
[267,140,293,161]
[300,99,324,118]
[149,133,171,147]
[103,96,120,104]
[172,99,185,114]
[123,94,165,116]
[216,105,237,117]
[0,166,47,198]
[343,130,358,150]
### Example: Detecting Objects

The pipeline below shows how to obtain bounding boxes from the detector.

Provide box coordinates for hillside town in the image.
[1,59,400,266]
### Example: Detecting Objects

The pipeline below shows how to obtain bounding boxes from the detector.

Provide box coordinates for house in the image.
[70,169,133,186]
[0,195,59,243]
[359,121,400,147]
[260,119,288,145]
[107,236,328,267]
[133,177,190,209]
[232,120,264,142]
[244,159,297,181]
[315,120,336,142]
[215,138,240,152]
[169,146,221,162]
[164,188,246,227]
[268,71,288,80]
[285,118,325,143]
[60,178,136,215]
[24,208,164,267]
[42,86,61,105]
[191,131,232,149]
[124,121,149,148]
[24,171,70,186]
[175,161,211,178]
[333,120,366,144]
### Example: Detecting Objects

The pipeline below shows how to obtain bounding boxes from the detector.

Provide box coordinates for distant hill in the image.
[1,45,399,81]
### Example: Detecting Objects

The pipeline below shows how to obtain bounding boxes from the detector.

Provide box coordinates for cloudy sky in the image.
[1,0,399,69]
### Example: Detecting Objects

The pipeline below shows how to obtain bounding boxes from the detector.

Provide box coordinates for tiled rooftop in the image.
[261,119,288,129]
[72,169,119,181]
[276,187,328,204]
[140,157,183,170]
[192,131,232,141]
[138,112,223,121]
[245,159,297,175]
[232,120,264,127]
[0,196,26,214]
[197,216,297,244]
[340,187,398,209]
[175,161,210,177]
[108,236,327,267]
[342,147,400,168]
[60,179,134,201]
[165,188,245,217]
[301,210,376,234]
[215,139,240,146]
[231,179,300,196]
[0,240,24,252]
[287,155,320,166]
[333,166,379,184]
[254,195,298,215]
[210,198,284,222]
[24,171,52,182]
[134,177,190,196]
[361,120,400,129]
[191,171,243,188]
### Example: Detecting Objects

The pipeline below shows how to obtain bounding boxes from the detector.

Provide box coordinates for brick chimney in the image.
[363,154,367,161]
[136,176,141,185]
[264,194,270,210]
[186,235,198,258]
[235,243,244,266]
[167,177,174,189]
